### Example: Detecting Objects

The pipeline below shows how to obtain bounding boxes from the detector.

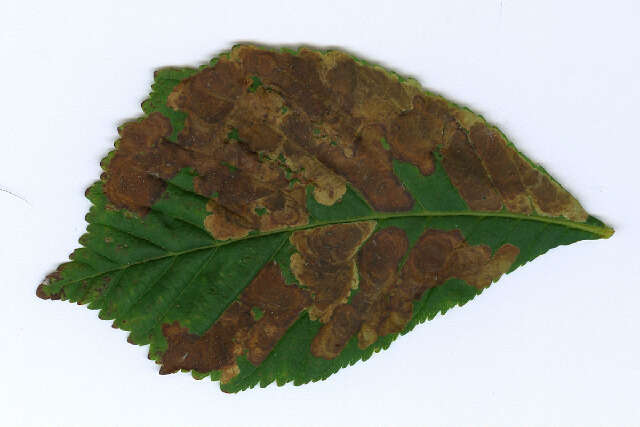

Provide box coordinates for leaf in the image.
[36,45,613,392]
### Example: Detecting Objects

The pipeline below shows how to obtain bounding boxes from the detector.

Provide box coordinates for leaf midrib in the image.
[55,209,612,288]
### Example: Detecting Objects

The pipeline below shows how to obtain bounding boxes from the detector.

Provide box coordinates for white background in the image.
[1,1,638,426]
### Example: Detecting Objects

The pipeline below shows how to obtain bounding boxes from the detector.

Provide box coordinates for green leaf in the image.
[37,44,612,392]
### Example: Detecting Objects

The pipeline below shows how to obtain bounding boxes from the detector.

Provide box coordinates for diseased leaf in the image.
[37,45,613,392]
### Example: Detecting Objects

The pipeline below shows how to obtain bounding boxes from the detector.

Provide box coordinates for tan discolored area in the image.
[159,262,311,382]
[310,228,520,358]
[290,221,375,323]
[283,151,347,206]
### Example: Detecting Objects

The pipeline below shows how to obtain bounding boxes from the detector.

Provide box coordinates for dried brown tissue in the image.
[159,262,311,383]
[310,227,520,359]
[102,44,587,243]
[62,45,598,378]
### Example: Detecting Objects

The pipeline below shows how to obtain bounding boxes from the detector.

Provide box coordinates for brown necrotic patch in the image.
[104,113,191,216]
[159,261,310,383]
[441,122,504,211]
[387,95,451,176]
[104,44,588,231]
[468,123,533,214]
[507,146,587,222]
[289,221,376,323]
[311,227,409,358]
[451,109,587,221]
[310,227,520,359]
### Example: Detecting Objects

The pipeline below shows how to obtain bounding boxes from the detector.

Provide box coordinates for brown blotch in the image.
[348,60,415,122]
[455,109,587,221]
[350,229,520,351]
[167,58,246,124]
[286,118,415,211]
[159,302,252,377]
[400,229,465,297]
[159,262,311,382]
[465,243,520,289]
[256,184,309,232]
[281,137,347,206]
[103,113,192,216]
[469,123,533,214]
[311,304,361,359]
[227,86,286,153]
[310,227,409,357]
[355,227,409,301]
[103,44,587,236]
[355,229,464,346]
[442,122,503,211]
[92,45,588,369]
[386,95,451,175]
[236,47,332,121]
[233,45,417,211]
[204,200,252,241]
[237,261,312,365]
[290,221,375,322]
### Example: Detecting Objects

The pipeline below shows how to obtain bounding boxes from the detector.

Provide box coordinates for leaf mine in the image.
[37,44,612,391]
[290,221,376,323]
[160,261,311,382]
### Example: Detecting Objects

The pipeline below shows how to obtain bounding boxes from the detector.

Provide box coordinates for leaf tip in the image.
[601,225,615,239]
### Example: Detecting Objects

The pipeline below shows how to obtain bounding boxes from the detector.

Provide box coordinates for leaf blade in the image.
[37,44,612,392]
